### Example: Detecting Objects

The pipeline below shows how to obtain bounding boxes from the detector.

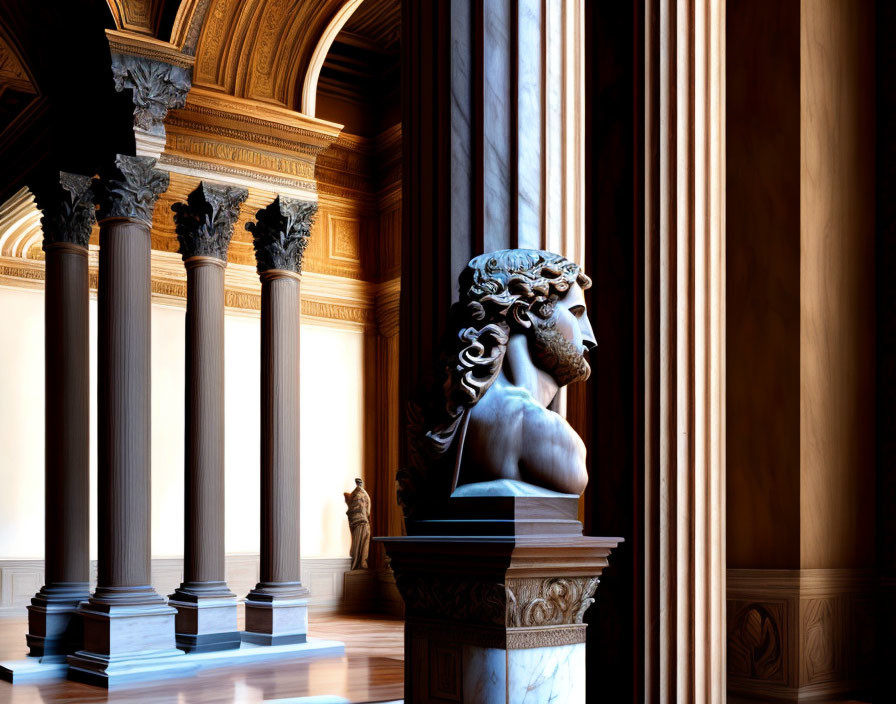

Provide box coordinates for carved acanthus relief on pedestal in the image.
[396,575,599,629]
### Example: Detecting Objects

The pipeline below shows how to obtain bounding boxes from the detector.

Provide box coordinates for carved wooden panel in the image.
[728,600,787,684]
[429,642,462,701]
[107,0,164,36]
[328,215,361,262]
[727,569,875,700]
[0,557,352,615]
[801,597,839,685]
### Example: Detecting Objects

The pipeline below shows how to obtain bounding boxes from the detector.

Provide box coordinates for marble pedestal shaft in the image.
[169,258,239,652]
[68,213,186,686]
[27,242,91,658]
[243,270,309,645]
[380,497,621,703]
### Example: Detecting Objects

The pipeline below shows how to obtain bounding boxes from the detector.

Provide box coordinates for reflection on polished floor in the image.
[0,614,404,704]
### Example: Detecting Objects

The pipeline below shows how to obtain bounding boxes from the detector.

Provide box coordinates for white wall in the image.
[0,286,361,561]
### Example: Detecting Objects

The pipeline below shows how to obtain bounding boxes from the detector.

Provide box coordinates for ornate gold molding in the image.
[0,187,42,258]
[162,88,342,200]
[0,249,378,330]
[106,28,195,69]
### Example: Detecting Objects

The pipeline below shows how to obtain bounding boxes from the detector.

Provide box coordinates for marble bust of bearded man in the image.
[401,249,596,512]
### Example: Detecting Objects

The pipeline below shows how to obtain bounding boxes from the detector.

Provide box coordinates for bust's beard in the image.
[530,321,591,387]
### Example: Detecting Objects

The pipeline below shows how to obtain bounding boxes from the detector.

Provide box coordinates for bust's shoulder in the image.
[473,383,555,430]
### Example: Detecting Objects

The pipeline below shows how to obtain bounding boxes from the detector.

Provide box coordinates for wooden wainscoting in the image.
[0,556,354,618]
[727,568,875,702]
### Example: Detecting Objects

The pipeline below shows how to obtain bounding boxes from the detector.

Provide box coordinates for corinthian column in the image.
[68,155,190,686]
[243,196,316,646]
[26,173,94,658]
[168,182,247,652]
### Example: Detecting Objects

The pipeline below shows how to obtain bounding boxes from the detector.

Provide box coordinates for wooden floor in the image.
[0,613,404,703]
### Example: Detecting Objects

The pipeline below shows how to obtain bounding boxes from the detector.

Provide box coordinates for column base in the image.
[2,639,347,686]
[243,582,309,646]
[169,582,241,653]
[67,596,188,686]
[67,648,197,688]
[26,583,89,657]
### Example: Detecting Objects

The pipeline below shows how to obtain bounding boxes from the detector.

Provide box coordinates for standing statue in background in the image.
[344,478,370,570]
[398,249,596,519]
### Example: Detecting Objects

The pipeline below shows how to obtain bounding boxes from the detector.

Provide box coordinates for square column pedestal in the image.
[168,593,242,653]
[66,599,195,686]
[243,587,310,646]
[378,495,621,704]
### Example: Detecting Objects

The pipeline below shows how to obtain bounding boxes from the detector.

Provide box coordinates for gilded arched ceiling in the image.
[191,0,349,110]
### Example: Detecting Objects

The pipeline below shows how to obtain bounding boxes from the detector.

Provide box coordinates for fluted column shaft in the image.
[184,258,227,586]
[95,216,156,599]
[259,271,301,587]
[45,244,91,589]
[26,173,95,658]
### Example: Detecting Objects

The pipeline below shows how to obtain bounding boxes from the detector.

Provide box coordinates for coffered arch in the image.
[190,0,359,111]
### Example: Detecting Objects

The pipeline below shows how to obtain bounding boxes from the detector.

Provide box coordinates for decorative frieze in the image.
[172,182,247,261]
[505,577,600,628]
[94,155,169,225]
[246,196,317,274]
[111,53,192,135]
[161,87,340,200]
[39,173,96,249]
[395,574,601,633]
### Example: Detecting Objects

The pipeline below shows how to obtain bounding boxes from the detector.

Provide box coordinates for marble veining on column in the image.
[516,0,543,249]
[508,643,585,702]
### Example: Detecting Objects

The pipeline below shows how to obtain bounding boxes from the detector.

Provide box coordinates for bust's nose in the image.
[579,315,597,351]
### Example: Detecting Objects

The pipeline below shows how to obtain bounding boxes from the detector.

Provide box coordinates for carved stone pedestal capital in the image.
[380,503,620,704]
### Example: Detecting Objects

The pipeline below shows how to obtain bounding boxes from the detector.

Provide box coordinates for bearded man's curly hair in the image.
[397,249,591,517]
